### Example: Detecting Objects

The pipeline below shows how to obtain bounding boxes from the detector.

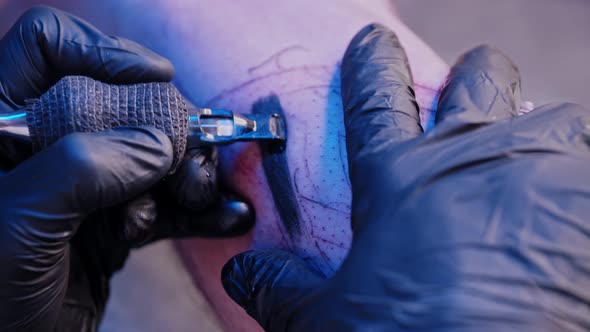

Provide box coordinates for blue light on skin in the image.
[0,112,26,121]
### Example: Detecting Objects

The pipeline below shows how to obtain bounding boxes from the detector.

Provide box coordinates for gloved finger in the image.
[341,23,422,168]
[165,146,219,210]
[149,192,254,245]
[222,250,325,331]
[0,127,172,331]
[2,126,172,233]
[115,143,254,245]
[436,45,522,125]
[115,190,254,246]
[116,146,219,245]
[0,5,174,111]
[117,191,158,246]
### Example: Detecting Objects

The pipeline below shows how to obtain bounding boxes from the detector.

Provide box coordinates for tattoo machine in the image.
[0,76,286,172]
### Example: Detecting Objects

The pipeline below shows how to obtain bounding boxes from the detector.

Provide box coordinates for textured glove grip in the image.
[25,76,189,172]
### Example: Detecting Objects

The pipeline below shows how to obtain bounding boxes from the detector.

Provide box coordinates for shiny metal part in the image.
[0,112,29,139]
[187,106,286,147]
[0,107,287,147]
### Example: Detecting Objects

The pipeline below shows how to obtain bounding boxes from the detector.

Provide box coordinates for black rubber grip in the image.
[25,76,189,172]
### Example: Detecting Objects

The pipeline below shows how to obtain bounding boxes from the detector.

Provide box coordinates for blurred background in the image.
[0,0,588,331]
[396,0,590,107]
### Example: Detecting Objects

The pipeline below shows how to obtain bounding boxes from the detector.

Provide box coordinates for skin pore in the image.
[2,1,450,331]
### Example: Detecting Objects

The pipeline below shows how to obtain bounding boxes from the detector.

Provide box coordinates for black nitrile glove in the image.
[0,6,253,332]
[222,23,590,332]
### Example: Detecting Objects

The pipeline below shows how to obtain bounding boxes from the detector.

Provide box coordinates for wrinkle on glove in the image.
[222,250,326,332]
[0,6,174,110]
[340,23,423,232]
[0,7,255,332]
[0,5,174,164]
[341,23,423,168]
[0,127,172,332]
[436,45,522,124]
[222,23,590,332]
[0,5,254,247]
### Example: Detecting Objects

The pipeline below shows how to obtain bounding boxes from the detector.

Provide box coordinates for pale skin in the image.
[2,1,449,331]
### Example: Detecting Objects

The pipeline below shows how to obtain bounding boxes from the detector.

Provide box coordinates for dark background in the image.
[396,0,590,107]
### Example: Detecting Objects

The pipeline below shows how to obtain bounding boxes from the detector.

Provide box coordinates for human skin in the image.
[1,1,449,331]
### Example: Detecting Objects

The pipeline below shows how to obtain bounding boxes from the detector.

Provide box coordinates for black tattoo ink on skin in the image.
[252,95,302,239]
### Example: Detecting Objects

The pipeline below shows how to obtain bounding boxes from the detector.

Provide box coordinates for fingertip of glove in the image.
[111,37,175,83]
[343,22,403,76]
[456,44,518,74]
[199,195,255,237]
[349,23,397,49]
[221,251,250,304]
[110,126,174,173]
[17,5,59,27]
[112,126,172,148]
[219,197,255,235]
[160,193,254,238]
[34,128,173,212]
[221,251,247,282]
[358,22,389,36]
[464,44,503,58]
[153,56,175,80]
[165,148,218,210]
[135,51,175,82]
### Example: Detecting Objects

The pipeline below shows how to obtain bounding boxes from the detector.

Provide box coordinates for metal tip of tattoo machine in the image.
[187,103,286,147]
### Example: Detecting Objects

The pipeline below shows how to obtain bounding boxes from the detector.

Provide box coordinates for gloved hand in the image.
[221,23,590,331]
[0,6,253,332]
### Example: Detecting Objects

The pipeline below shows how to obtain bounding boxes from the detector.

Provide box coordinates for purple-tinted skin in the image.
[1,1,449,330]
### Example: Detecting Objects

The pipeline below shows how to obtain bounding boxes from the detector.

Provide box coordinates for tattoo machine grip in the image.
[25,76,189,172]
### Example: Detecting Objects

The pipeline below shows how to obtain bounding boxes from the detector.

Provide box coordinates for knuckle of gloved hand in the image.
[16,6,59,37]
[123,126,174,161]
[167,147,218,209]
[523,102,576,120]
[107,37,175,82]
[561,102,590,115]
[546,102,590,120]
[120,193,157,246]
[115,126,174,172]
[54,128,174,180]
[52,133,117,181]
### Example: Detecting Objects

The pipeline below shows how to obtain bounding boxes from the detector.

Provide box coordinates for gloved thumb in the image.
[222,250,325,331]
